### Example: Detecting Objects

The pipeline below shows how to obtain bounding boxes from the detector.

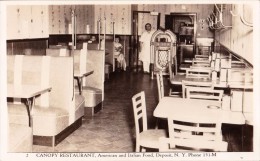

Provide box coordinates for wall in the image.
[136,4,214,38]
[48,5,95,34]
[48,5,131,35]
[94,5,132,35]
[48,4,214,37]
[7,39,47,55]
[214,4,253,65]
[6,5,49,40]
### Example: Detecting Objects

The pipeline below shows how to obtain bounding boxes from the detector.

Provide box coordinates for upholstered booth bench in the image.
[46,44,105,116]
[7,55,84,148]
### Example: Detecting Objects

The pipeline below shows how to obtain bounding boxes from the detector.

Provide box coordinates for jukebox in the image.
[150,29,177,79]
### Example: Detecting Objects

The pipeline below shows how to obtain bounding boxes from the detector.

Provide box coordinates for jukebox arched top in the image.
[151,30,177,45]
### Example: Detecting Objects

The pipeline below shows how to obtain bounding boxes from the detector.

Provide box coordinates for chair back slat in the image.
[167,117,227,151]
[192,58,210,67]
[182,80,213,98]
[186,68,211,78]
[195,54,210,59]
[186,87,224,102]
[156,71,164,101]
[132,91,148,134]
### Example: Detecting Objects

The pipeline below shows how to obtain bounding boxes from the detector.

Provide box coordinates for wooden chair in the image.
[186,87,224,102]
[195,54,210,59]
[132,91,167,152]
[156,70,164,101]
[159,117,228,152]
[192,58,211,68]
[186,68,211,78]
[168,63,184,97]
[190,65,212,70]
[182,80,213,98]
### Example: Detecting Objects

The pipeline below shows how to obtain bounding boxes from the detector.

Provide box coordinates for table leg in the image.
[241,124,244,151]
[25,97,35,127]
[76,77,83,95]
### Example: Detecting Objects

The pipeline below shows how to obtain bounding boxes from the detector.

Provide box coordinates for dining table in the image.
[170,74,228,88]
[74,70,94,95]
[153,97,246,125]
[154,97,253,151]
[7,84,52,127]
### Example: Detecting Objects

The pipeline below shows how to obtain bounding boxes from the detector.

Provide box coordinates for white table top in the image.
[153,97,245,125]
[7,84,51,99]
[170,74,227,88]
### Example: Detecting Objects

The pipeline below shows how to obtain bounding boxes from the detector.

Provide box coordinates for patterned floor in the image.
[33,71,157,152]
[32,71,253,152]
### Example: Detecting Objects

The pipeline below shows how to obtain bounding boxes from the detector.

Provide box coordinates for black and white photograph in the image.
[0,1,259,161]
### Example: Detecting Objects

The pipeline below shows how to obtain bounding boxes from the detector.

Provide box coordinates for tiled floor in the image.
[33,71,157,152]
[32,71,253,152]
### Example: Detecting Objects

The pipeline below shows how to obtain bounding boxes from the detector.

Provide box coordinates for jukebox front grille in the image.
[156,50,169,69]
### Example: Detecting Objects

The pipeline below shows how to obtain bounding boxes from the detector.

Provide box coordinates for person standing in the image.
[139,23,156,73]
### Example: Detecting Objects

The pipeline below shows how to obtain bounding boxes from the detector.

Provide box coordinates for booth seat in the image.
[46,45,105,116]
[80,49,105,116]
[7,55,84,147]
[105,41,114,77]
[46,47,88,118]
[73,43,105,116]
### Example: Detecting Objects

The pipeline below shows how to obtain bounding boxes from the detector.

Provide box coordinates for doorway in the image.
[131,11,160,72]
[165,13,197,70]
[165,13,197,44]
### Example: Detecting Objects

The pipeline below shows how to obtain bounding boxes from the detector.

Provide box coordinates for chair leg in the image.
[91,107,94,116]
[169,88,182,97]
[136,143,140,152]
[169,88,172,96]
[155,118,159,129]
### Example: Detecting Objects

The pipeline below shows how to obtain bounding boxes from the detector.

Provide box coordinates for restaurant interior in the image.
[0,1,259,158]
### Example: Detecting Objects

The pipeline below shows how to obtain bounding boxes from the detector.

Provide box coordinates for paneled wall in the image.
[48,4,214,37]
[49,5,131,35]
[136,4,214,38]
[94,5,131,35]
[6,5,49,40]
[48,5,95,34]
[214,4,253,64]
[136,4,160,33]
